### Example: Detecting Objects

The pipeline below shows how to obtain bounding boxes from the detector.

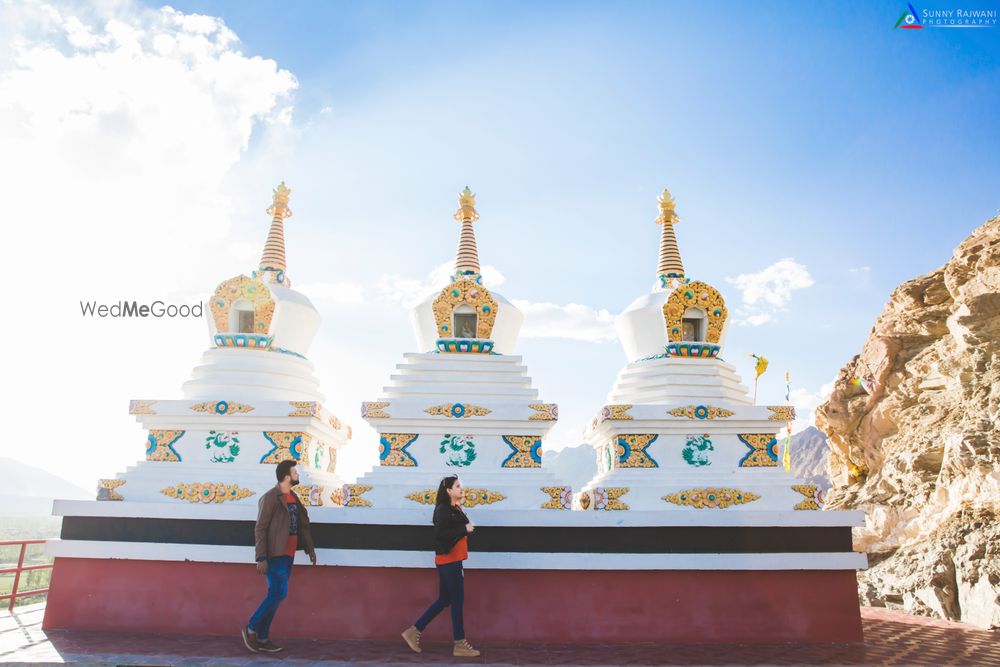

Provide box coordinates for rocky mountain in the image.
[789,426,832,493]
[816,214,1000,629]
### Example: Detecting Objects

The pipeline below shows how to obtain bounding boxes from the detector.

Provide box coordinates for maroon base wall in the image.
[43,558,863,643]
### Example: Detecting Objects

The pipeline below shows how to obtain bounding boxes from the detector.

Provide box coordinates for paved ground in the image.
[2,603,999,666]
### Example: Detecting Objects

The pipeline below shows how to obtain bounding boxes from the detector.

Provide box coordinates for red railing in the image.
[0,540,51,612]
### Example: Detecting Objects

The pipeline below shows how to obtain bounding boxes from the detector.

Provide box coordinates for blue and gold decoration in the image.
[146,430,184,462]
[406,487,505,507]
[662,280,728,344]
[431,280,498,339]
[436,338,495,353]
[260,431,309,464]
[616,434,659,468]
[379,433,418,467]
[214,333,272,349]
[662,487,759,509]
[160,482,254,504]
[424,402,491,418]
[665,342,720,358]
[190,400,254,415]
[738,433,779,467]
[209,275,275,337]
[501,435,542,468]
[669,404,734,420]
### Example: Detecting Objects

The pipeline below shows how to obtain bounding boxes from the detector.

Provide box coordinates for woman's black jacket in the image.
[433,503,469,555]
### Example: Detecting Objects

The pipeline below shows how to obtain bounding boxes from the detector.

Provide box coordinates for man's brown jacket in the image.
[254,484,316,561]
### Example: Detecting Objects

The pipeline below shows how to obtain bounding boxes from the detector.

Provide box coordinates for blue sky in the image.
[2,0,998,488]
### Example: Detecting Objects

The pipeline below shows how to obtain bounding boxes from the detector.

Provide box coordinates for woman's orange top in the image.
[435,535,468,565]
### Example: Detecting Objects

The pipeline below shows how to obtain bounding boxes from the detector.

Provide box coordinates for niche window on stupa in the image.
[682,311,704,342]
[453,304,478,339]
[232,303,255,334]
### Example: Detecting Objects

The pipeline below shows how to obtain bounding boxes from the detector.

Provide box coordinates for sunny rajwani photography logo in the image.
[895,2,998,28]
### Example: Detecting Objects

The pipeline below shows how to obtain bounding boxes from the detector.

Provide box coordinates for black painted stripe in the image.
[61,517,853,554]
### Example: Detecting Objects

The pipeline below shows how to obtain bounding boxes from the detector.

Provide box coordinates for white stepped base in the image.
[182,347,324,402]
[607,357,753,405]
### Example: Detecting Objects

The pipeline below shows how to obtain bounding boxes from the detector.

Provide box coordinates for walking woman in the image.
[401,475,480,657]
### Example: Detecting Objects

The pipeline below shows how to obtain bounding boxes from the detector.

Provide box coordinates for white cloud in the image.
[0,1,298,487]
[789,379,836,434]
[377,261,506,308]
[511,300,618,343]
[726,258,814,326]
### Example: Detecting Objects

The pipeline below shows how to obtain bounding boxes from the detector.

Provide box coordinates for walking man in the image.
[242,459,317,653]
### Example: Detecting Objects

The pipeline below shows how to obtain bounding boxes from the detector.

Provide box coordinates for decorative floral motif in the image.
[665,342,720,358]
[260,432,310,464]
[406,487,506,507]
[293,484,324,507]
[792,484,823,510]
[668,404,735,420]
[528,403,559,421]
[362,401,391,419]
[190,400,254,415]
[209,275,275,336]
[432,280,498,339]
[541,486,573,510]
[663,487,759,509]
[289,401,320,417]
[440,434,477,467]
[599,404,633,422]
[146,430,184,462]
[738,433,779,468]
[379,433,418,467]
[767,406,797,422]
[424,402,492,418]
[590,487,629,511]
[437,338,494,354]
[160,483,254,504]
[327,446,338,473]
[97,479,125,501]
[682,434,714,467]
[128,400,157,415]
[501,435,542,468]
[662,280,728,343]
[204,431,240,463]
[328,415,342,430]
[215,333,272,349]
[615,434,659,468]
[330,484,372,507]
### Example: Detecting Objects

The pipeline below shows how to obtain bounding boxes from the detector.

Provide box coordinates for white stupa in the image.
[101,182,351,506]
[575,187,818,512]
[344,187,570,511]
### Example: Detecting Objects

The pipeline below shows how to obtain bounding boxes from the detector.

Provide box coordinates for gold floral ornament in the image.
[260,432,310,464]
[792,484,822,510]
[128,400,157,415]
[528,403,558,420]
[767,406,797,422]
[146,430,184,462]
[190,400,254,415]
[161,483,254,504]
[615,434,659,468]
[289,401,320,417]
[738,433,779,468]
[599,404,633,422]
[330,484,372,507]
[406,487,506,507]
[424,402,491,418]
[362,401,391,419]
[501,435,542,468]
[668,405,734,420]
[541,486,573,510]
[663,487,760,509]
[579,487,630,511]
[209,275,276,336]
[293,484,324,507]
[379,433,418,467]
[97,479,125,501]
[662,280,728,344]
[432,279,498,339]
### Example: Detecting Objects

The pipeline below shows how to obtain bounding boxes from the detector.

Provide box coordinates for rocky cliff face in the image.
[789,426,832,493]
[816,214,1000,629]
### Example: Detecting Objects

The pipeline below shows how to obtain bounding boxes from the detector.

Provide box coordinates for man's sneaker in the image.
[241,626,259,653]
[257,639,284,653]
[401,625,422,653]
[453,639,480,657]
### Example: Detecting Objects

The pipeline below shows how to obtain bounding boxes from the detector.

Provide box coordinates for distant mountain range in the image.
[0,458,91,516]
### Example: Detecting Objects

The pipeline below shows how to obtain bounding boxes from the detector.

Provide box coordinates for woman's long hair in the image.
[435,475,459,506]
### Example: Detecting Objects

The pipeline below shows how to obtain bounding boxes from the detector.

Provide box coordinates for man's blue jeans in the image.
[248,555,293,641]
[414,561,465,640]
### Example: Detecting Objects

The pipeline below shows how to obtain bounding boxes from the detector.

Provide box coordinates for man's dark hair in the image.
[435,475,459,506]
[276,459,297,482]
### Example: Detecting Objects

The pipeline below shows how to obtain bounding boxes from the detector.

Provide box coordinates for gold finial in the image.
[655,187,677,225]
[453,185,480,223]
[266,181,293,219]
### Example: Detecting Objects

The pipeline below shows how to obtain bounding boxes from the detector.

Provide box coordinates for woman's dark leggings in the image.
[414,561,464,640]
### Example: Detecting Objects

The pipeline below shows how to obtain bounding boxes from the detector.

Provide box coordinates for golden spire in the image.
[259,181,292,276]
[453,186,481,275]
[654,187,684,279]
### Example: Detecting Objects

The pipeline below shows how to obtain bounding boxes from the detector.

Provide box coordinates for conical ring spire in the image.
[453,186,481,275]
[259,181,292,282]
[655,187,684,279]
